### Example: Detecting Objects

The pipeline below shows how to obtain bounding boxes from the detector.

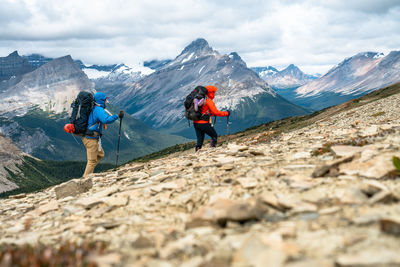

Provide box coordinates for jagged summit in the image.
[280,64,302,75]
[7,51,19,57]
[0,51,34,82]
[228,52,246,66]
[181,38,213,55]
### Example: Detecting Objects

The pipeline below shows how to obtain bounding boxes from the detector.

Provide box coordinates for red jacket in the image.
[194,85,229,124]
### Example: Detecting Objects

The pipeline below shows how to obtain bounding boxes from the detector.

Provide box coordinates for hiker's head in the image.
[205,85,218,100]
[94,92,108,106]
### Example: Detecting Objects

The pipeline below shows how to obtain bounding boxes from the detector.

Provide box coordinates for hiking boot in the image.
[210,140,217,148]
[195,145,202,152]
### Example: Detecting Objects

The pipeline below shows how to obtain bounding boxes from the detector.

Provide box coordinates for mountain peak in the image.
[181,38,213,54]
[287,64,298,69]
[7,51,19,58]
[0,51,34,81]
[281,64,303,76]
[355,52,381,59]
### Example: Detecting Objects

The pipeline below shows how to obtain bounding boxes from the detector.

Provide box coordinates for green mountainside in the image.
[0,106,187,164]
[0,156,113,198]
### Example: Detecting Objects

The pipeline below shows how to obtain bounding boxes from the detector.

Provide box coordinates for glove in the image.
[118,110,124,119]
[226,110,230,117]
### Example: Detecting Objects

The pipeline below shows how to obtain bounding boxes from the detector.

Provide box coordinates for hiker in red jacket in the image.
[193,85,230,151]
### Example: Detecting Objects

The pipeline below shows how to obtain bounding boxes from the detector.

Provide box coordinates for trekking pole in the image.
[115,117,123,168]
[212,116,217,127]
[226,116,230,145]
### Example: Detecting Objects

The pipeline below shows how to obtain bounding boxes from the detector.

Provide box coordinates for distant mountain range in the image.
[2,43,398,154]
[251,64,320,90]
[0,51,186,163]
[102,38,310,137]
[287,52,400,110]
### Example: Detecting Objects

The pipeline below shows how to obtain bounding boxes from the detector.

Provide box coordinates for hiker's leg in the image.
[202,123,218,147]
[96,148,104,165]
[194,123,205,149]
[82,138,99,177]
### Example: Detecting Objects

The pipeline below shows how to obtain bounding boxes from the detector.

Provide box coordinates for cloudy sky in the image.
[1,0,399,74]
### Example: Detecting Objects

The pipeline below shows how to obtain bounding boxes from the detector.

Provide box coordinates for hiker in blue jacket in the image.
[82,92,124,177]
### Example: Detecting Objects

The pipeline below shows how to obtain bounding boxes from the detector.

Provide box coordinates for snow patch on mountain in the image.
[83,68,110,79]
[182,53,194,64]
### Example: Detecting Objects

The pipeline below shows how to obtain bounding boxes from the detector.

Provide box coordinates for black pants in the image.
[194,123,218,148]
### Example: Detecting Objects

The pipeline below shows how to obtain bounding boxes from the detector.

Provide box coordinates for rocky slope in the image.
[1,83,400,266]
[0,134,24,193]
[107,38,309,137]
[293,51,400,110]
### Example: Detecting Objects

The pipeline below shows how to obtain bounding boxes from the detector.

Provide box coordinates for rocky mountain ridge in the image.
[1,83,400,266]
[0,51,34,83]
[292,51,400,110]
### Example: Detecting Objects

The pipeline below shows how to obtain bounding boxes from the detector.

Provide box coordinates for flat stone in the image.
[128,171,150,182]
[360,180,389,196]
[380,217,400,236]
[331,145,365,157]
[361,125,379,136]
[352,214,381,226]
[103,196,129,207]
[75,197,104,209]
[132,235,154,249]
[335,187,368,205]
[209,189,232,204]
[54,178,93,199]
[312,156,354,178]
[35,200,59,215]
[336,249,400,266]
[159,235,199,259]
[186,198,260,228]
[227,143,249,153]
[89,253,122,267]
[92,185,119,198]
[292,151,311,160]
[150,178,187,193]
[319,206,341,215]
[340,152,396,179]
[259,194,294,211]
[368,190,393,204]
[232,234,287,267]
[237,177,258,189]
[8,193,26,199]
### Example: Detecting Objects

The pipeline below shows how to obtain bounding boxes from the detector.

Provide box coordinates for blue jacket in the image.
[86,92,119,138]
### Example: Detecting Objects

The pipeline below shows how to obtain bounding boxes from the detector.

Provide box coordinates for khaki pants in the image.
[82,137,104,177]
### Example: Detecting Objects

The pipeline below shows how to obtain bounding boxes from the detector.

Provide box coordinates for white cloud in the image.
[0,0,399,74]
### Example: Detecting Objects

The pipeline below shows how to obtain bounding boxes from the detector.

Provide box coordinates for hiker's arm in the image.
[207,100,229,117]
[98,109,119,124]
